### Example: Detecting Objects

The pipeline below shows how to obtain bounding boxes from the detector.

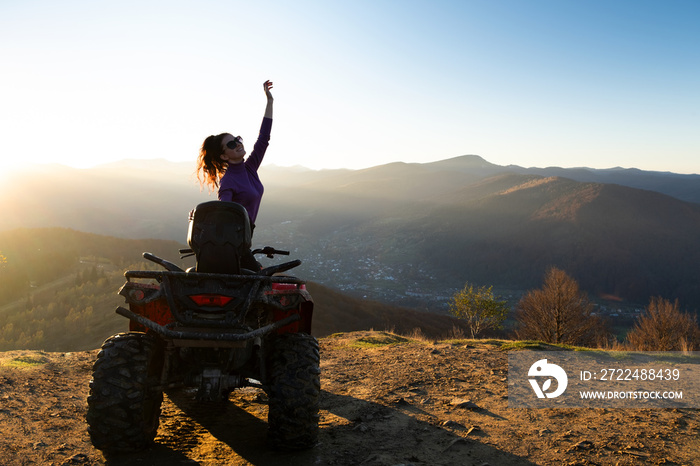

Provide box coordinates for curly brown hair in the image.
[196,133,230,190]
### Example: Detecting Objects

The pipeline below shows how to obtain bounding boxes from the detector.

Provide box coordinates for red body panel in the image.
[268,282,313,334]
[128,297,174,332]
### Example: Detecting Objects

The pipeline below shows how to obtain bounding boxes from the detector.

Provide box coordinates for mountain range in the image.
[2,155,700,310]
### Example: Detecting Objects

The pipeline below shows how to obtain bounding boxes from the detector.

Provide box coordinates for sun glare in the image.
[0,160,19,181]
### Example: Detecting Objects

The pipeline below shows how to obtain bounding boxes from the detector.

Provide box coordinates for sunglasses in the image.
[226,136,243,150]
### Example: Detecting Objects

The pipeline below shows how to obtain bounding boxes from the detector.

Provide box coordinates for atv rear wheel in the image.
[87,332,164,453]
[266,333,321,450]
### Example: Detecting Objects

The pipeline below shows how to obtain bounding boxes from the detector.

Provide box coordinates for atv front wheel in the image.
[87,332,164,453]
[267,333,321,450]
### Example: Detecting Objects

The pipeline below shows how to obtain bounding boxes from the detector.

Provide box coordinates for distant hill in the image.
[2,156,700,310]
[260,163,700,309]
[1,160,209,242]
[423,155,700,204]
[307,281,462,338]
[391,174,700,306]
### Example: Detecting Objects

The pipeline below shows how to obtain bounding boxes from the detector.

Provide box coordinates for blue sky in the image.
[1,0,698,175]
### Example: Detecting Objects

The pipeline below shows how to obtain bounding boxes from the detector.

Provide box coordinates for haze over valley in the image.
[3,155,700,318]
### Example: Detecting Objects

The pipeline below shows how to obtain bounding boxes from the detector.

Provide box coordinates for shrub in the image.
[625,297,700,351]
[449,283,509,338]
[515,267,606,346]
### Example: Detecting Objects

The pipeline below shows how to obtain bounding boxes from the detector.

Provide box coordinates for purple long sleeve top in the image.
[218,117,272,224]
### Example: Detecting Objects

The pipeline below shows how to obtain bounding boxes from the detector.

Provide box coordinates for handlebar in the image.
[252,246,290,258]
[258,259,301,276]
[143,252,184,272]
[179,248,195,259]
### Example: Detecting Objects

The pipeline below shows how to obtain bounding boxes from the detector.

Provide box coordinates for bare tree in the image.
[626,297,700,351]
[515,267,604,346]
[449,283,509,338]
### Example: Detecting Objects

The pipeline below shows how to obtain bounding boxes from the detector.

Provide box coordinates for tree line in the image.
[0,227,184,306]
[0,267,127,352]
[449,267,700,351]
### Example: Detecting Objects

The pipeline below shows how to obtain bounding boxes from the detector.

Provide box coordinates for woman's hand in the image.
[263,80,273,119]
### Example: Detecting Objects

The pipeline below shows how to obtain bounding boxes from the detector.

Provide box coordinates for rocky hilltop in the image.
[0,332,698,465]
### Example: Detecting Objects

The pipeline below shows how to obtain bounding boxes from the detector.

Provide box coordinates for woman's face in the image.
[220,134,246,164]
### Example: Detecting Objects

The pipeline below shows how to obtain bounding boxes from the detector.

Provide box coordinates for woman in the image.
[196,80,274,270]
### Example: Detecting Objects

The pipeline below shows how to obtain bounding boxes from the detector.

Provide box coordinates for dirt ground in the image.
[0,331,698,466]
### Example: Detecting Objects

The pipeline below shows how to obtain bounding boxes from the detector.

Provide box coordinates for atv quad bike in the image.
[86,201,320,453]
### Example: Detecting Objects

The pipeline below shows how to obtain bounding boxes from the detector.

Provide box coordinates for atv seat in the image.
[187,201,252,274]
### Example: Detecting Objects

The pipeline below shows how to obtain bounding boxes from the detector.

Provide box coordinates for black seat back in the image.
[187,201,251,274]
